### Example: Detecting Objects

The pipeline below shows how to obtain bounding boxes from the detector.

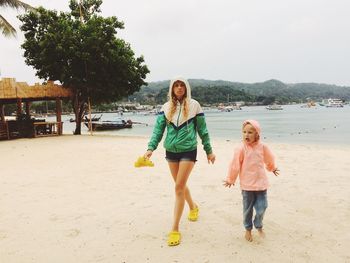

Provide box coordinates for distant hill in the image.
[129,79,350,105]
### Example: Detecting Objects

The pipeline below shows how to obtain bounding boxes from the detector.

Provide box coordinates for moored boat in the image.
[321,98,344,108]
[70,114,103,122]
[266,104,283,110]
[84,119,132,131]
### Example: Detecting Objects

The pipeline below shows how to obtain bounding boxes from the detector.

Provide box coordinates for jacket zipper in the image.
[174,104,182,152]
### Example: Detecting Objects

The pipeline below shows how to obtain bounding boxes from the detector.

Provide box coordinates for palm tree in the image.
[0,0,33,37]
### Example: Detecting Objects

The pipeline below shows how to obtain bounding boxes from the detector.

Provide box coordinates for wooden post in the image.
[0,104,8,140]
[16,98,22,118]
[25,101,31,118]
[88,97,93,136]
[24,102,32,137]
[0,104,5,123]
[56,98,62,135]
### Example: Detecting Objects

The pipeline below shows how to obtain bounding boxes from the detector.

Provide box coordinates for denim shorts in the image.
[165,149,197,162]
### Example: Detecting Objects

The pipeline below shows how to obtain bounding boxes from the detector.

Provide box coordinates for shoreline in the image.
[1,135,349,262]
[64,133,350,149]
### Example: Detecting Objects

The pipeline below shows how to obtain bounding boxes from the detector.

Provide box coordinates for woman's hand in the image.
[222,180,234,188]
[144,150,153,159]
[207,153,216,164]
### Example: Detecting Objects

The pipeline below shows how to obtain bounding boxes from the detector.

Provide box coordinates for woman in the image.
[144,76,216,246]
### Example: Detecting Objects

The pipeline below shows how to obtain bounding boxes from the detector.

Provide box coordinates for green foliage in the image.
[29,100,71,113]
[93,102,117,112]
[3,103,16,115]
[191,86,252,104]
[0,0,33,37]
[130,79,350,105]
[19,0,149,133]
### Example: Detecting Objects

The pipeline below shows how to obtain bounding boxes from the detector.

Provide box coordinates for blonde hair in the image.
[166,84,189,121]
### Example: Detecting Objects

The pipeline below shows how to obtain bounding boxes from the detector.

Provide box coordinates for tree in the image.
[19,0,149,134]
[0,0,32,37]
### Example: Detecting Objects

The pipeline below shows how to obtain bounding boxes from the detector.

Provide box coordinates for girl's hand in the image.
[273,168,280,176]
[223,180,234,188]
[207,153,216,164]
[144,150,153,159]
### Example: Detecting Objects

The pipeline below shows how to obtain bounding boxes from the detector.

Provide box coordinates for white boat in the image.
[266,104,283,110]
[218,104,242,112]
[321,98,344,108]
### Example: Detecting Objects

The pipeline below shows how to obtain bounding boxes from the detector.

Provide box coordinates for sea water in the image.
[59,104,350,145]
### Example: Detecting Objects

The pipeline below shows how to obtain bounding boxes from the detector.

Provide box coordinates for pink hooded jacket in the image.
[226,120,277,191]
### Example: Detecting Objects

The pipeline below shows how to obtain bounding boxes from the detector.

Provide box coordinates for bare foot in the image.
[245,230,253,242]
[257,228,265,238]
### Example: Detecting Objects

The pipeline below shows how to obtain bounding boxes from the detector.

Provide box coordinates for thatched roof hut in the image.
[0,78,72,102]
[0,78,72,140]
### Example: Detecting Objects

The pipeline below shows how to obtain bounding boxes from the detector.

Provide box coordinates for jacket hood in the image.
[168,76,191,102]
[243,119,261,141]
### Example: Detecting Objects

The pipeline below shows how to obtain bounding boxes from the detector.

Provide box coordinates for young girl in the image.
[144,77,216,246]
[223,119,279,242]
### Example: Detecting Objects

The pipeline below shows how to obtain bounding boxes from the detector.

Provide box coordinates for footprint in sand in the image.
[66,228,80,238]
[0,231,7,240]
[212,210,233,223]
[201,185,218,191]
[49,214,59,222]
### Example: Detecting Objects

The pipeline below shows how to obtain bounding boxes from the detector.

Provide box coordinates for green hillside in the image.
[129,79,350,105]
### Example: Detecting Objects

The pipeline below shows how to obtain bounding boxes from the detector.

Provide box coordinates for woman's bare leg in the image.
[167,161,195,231]
[168,161,196,210]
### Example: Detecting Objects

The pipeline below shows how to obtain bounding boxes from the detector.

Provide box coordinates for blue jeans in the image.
[242,190,268,230]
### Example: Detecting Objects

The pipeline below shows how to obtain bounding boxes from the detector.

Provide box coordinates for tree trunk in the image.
[72,93,86,135]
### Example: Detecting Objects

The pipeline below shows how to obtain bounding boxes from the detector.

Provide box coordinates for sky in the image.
[1,0,350,86]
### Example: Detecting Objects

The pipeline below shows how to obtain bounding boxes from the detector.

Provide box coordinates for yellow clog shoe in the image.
[188,206,199,221]
[134,156,154,167]
[167,231,181,246]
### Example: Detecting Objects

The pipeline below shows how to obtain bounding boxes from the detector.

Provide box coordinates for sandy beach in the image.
[0,135,349,262]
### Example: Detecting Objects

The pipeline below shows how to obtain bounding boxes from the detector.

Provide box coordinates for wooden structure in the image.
[0,78,72,140]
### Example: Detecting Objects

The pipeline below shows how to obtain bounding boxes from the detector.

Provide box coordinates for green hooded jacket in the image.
[147,77,212,154]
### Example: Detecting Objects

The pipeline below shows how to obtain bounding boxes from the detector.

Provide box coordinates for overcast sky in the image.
[1,0,350,86]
